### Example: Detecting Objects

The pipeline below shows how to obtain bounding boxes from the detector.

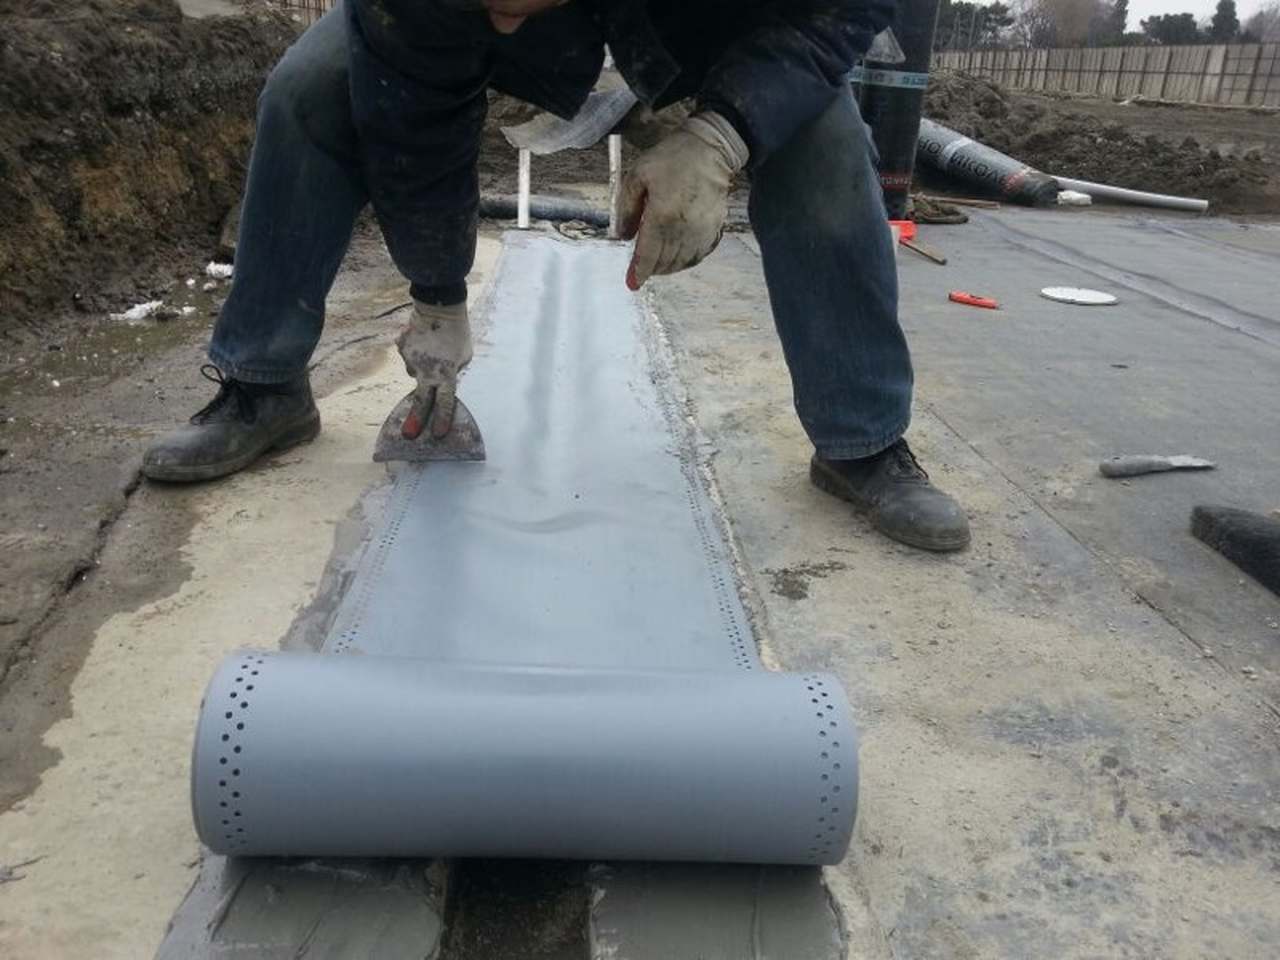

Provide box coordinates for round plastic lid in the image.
[1040,287,1118,306]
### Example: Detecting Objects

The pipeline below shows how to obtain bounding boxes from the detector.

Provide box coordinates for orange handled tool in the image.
[948,291,999,310]
[888,219,917,242]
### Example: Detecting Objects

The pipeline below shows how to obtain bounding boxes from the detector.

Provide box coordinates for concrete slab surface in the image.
[590,864,843,960]
[652,212,1280,957]
[4,206,1278,959]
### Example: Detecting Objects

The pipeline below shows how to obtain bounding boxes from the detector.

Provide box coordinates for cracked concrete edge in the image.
[280,480,392,654]
[587,863,847,960]
[150,235,506,960]
[154,469,453,960]
[631,266,892,957]
[821,865,893,960]
[0,459,142,690]
[157,856,449,959]
[634,285,784,672]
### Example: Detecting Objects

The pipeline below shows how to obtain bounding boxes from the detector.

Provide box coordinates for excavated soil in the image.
[0,0,295,338]
[924,71,1280,215]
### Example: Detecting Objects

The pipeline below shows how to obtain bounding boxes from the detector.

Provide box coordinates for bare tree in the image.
[1012,0,1059,46]
[1013,0,1109,47]
[1242,1,1280,41]
[1048,0,1104,44]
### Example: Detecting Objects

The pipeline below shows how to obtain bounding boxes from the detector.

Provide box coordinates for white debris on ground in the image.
[1056,189,1093,206]
[185,278,196,288]
[205,261,233,279]
[108,300,164,324]
[181,306,197,316]
[201,281,218,292]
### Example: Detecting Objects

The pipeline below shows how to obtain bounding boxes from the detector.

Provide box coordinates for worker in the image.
[142,0,970,553]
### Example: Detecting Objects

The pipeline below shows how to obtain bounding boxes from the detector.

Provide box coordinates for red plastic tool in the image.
[888,219,917,242]
[948,291,999,310]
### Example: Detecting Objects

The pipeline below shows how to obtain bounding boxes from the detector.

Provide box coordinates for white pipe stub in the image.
[1041,287,1118,306]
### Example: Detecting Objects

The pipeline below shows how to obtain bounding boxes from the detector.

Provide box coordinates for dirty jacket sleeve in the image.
[696,0,895,164]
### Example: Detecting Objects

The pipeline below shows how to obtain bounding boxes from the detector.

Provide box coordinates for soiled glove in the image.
[396,300,473,439]
[619,111,750,290]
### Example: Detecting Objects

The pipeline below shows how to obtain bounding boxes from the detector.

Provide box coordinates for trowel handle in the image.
[1099,456,1175,478]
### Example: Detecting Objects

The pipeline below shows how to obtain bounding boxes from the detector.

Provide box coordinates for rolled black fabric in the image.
[917,118,1060,206]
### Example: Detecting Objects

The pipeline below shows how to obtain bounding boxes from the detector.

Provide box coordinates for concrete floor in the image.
[657,212,1280,957]
[0,232,499,958]
[1,208,1277,957]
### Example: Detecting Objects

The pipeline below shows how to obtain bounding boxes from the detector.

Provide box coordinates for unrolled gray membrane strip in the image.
[191,235,859,865]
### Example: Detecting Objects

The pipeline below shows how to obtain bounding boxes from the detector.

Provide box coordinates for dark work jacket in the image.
[356,0,896,166]
[599,0,896,161]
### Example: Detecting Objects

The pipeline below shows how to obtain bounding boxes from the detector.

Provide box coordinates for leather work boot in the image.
[810,440,971,552]
[142,365,320,483]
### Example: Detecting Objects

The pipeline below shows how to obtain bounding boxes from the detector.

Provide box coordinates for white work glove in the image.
[396,300,473,439]
[619,111,749,290]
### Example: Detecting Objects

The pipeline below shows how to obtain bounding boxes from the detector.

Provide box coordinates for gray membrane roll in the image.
[193,655,856,862]
[191,235,860,865]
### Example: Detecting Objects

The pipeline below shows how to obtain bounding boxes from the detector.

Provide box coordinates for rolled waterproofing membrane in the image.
[917,117,1060,206]
[191,235,859,865]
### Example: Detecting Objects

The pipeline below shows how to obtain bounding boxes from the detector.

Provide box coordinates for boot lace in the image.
[191,365,256,425]
[887,439,929,481]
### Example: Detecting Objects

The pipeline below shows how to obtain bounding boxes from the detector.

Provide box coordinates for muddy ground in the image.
[924,70,1280,215]
[0,1,296,337]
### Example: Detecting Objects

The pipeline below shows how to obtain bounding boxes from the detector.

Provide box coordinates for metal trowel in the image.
[372,391,486,463]
[1099,454,1214,478]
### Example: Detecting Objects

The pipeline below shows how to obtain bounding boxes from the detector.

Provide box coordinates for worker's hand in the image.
[396,300,473,439]
[619,112,749,290]
[481,0,569,34]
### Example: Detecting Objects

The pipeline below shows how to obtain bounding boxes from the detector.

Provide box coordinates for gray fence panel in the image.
[932,42,1280,107]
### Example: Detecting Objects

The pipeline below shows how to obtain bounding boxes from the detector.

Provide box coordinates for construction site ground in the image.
[3,201,1279,957]
[924,71,1280,216]
[3,4,1280,957]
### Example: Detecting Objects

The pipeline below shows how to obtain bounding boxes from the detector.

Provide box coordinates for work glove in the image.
[619,111,750,290]
[396,300,473,439]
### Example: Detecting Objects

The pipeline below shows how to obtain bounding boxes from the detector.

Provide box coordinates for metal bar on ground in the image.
[517,148,531,229]
[608,134,623,240]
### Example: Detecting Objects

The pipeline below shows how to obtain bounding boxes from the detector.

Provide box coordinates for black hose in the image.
[479,194,611,228]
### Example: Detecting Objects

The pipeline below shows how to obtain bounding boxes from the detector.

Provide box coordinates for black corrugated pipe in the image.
[858,0,942,219]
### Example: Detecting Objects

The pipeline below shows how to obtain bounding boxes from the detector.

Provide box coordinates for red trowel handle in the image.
[948,291,999,310]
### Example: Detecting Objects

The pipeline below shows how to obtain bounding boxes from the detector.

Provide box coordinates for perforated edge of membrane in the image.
[326,466,423,656]
[801,673,856,862]
[325,236,759,674]
[198,652,268,852]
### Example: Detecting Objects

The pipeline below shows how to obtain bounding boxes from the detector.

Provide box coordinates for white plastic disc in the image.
[1040,286,1118,306]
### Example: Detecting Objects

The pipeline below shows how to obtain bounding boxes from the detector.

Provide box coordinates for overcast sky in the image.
[975,0,1271,29]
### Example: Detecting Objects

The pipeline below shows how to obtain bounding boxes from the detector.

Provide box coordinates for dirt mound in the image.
[0,0,295,337]
[924,71,1280,215]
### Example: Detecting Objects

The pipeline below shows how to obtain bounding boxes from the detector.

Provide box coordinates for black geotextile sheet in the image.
[191,235,859,865]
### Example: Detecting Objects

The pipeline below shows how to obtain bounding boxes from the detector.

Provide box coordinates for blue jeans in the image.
[210,4,912,459]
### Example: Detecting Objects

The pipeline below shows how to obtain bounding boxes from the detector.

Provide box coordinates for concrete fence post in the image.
[918,41,1275,106]
[1244,44,1264,105]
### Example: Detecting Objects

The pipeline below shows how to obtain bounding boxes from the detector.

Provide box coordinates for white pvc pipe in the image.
[1052,175,1209,214]
[517,149,531,229]
[607,134,623,240]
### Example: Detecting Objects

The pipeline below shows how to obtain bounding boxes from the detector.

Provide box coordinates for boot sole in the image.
[809,458,971,553]
[142,412,322,484]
